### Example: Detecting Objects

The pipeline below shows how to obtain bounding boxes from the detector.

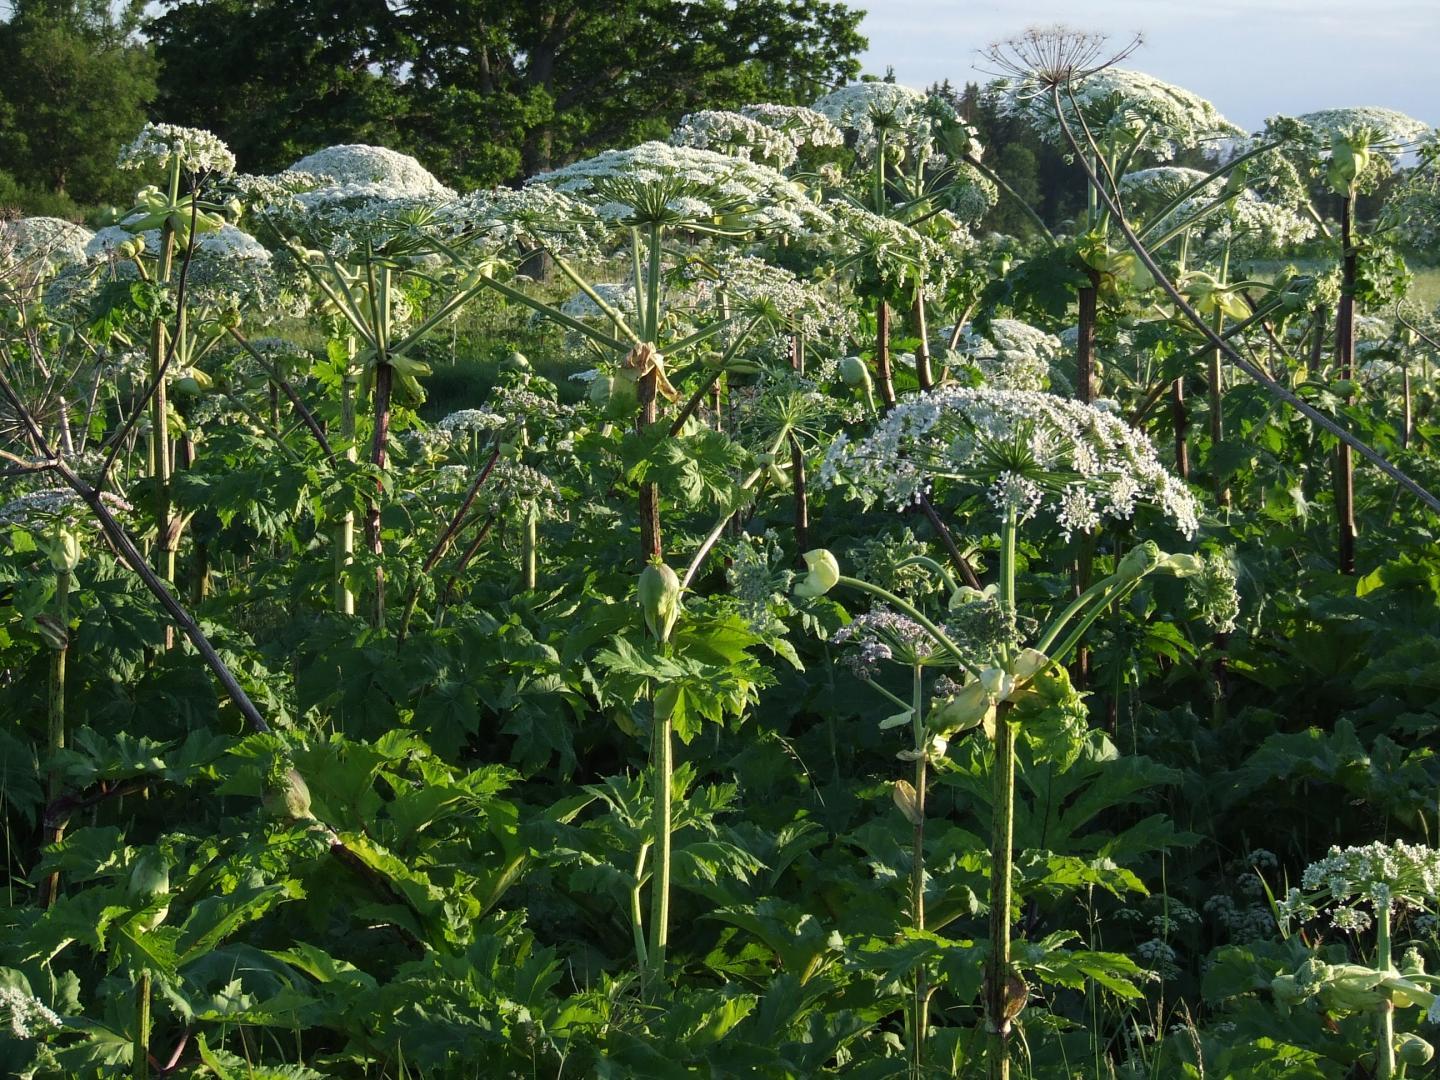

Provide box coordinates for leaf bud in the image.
[638,560,682,643]
[793,549,839,598]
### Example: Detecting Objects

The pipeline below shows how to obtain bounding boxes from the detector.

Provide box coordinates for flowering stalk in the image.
[133,970,150,1080]
[150,156,182,602]
[987,508,1019,1080]
[338,342,359,616]
[1377,901,1397,1079]
[638,561,682,994]
[875,301,897,408]
[1209,241,1232,507]
[1336,193,1358,574]
[907,661,929,1077]
[365,260,394,625]
[40,558,70,908]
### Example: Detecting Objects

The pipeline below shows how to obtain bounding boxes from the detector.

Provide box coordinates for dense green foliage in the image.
[0,0,156,210]
[3,31,1440,1080]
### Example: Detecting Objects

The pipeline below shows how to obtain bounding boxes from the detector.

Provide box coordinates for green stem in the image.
[1035,570,1130,656]
[335,346,358,616]
[910,662,928,1079]
[646,223,663,342]
[1378,903,1396,1079]
[646,702,673,994]
[836,576,980,679]
[987,509,1018,1080]
[631,842,650,974]
[41,567,69,907]
[133,970,151,1080]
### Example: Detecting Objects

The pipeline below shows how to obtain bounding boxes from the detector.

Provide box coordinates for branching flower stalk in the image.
[1044,82,1440,519]
[40,525,77,908]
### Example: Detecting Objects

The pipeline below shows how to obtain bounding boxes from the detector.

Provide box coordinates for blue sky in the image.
[856,0,1439,132]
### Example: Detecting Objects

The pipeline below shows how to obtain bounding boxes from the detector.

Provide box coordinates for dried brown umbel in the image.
[979,25,1140,97]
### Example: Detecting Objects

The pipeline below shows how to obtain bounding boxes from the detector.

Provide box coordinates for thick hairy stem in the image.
[336,366,358,615]
[133,970,151,1080]
[1076,270,1099,403]
[367,362,393,625]
[1403,368,1412,450]
[40,568,69,907]
[910,663,928,1078]
[1210,246,1232,507]
[986,510,1019,1080]
[913,291,933,391]
[875,300,897,408]
[1171,377,1190,480]
[638,367,662,563]
[1336,196,1357,575]
[916,495,983,590]
[1377,903,1395,1079]
[790,434,809,553]
[646,707,673,994]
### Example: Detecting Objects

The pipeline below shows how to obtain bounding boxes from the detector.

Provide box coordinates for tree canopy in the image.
[147,0,867,186]
[0,0,156,207]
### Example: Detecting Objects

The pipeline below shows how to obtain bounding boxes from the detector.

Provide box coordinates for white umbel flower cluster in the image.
[286,145,456,208]
[86,223,269,263]
[812,82,936,162]
[0,985,61,1039]
[2,217,94,274]
[671,111,802,167]
[740,104,844,152]
[950,318,1064,391]
[529,141,829,235]
[683,254,854,343]
[821,386,1199,538]
[438,184,604,262]
[1295,107,1432,157]
[1119,166,1314,255]
[1277,840,1440,934]
[0,488,132,528]
[117,122,237,177]
[1005,68,1240,160]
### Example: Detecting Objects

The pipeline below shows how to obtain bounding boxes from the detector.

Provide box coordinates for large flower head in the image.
[435,185,604,263]
[117,123,236,177]
[287,144,455,208]
[1003,68,1241,161]
[821,386,1198,538]
[1119,165,1315,256]
[528,141,829,236]
[1278,840,1440,935]
[1293,107,1432,159]
[812,82,941,164]
[1267,108,1433,195]
[949,318,1065,391]
[2,217,94,277]
[83,224,287,317]
[670,110,802,168]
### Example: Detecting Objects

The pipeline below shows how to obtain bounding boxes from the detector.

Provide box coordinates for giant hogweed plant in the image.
[815,386,1224,1077]
[5,52,1440,1079]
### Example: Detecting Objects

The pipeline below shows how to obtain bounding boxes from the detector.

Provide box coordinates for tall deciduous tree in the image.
[0,0,156,205]
[147,0,866,186]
